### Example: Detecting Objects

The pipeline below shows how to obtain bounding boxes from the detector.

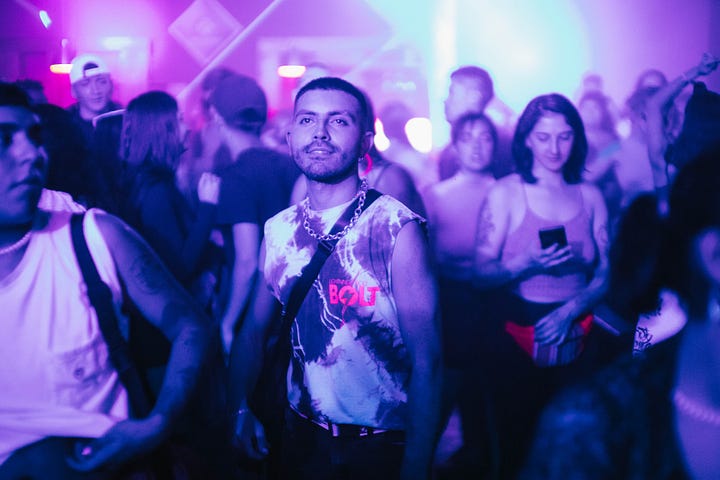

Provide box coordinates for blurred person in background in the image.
[207,73,299,353]
[425,112,501,478]
[438,66,514,182]
[67,53,122,146]
[378,100,437,193]
[119,90,222,311]
[577,91,623,224]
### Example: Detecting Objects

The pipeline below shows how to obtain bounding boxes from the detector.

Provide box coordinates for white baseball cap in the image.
[69,54,111,84]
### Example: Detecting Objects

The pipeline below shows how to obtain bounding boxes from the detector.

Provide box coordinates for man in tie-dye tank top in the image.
[229,77,442,480]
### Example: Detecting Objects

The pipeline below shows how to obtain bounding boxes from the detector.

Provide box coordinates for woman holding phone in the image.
[473,93,609,477]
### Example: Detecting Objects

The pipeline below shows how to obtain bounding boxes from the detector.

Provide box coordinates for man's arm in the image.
[391,220,442,480]
[645,53,719,190]
[228,240,279,459]
[71,212,213,471]
[220,222,260,353]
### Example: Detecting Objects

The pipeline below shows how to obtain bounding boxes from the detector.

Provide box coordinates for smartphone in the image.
[539,226,568,248]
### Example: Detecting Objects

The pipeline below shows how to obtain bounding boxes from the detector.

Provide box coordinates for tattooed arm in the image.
[475,178,535,286]
[70,212,213,472]
[474,176,576,287]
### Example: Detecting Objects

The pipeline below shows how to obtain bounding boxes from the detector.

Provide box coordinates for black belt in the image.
[290,407,403,438]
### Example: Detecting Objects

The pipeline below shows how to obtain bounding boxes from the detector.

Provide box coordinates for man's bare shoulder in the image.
[92,210,135,243]
[488,173,523,200]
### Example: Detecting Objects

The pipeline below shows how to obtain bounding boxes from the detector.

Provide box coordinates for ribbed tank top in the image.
[501,184,597,302]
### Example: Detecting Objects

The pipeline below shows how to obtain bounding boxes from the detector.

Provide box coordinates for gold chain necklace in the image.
[302,179,368,242]
[0,229,33,256]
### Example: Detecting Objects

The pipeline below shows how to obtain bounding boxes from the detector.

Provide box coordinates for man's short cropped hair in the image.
[450,66,495,101]
[294,77,369,131]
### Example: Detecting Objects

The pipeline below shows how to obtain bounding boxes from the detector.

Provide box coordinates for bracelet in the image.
[680,71,693,84]
[233,408,250,418]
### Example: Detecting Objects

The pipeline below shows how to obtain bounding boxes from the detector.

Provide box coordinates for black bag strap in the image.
[282,188,381,323]
[264,188,381,363]
[70,213,153,418]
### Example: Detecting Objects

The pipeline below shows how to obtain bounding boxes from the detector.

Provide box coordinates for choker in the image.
[0,229,33,256]
[302,179,368,242]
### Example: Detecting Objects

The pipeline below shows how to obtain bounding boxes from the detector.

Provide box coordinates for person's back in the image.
[216,146,298,226]
[118,91,221,312]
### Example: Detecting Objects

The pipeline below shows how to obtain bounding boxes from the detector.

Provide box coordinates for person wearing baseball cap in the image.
[67,53,122,145]
[206,73,299,354]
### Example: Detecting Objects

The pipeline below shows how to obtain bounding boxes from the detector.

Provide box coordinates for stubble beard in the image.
[296,148,359,185]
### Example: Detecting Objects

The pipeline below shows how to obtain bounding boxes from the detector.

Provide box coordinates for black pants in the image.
[278,409,406,480]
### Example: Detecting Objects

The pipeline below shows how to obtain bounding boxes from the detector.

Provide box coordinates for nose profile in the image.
[313,121,329,140]
[550,138,560,155]
[13,130,45,166]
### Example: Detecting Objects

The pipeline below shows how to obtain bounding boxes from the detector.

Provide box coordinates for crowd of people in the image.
[0,48,719,479]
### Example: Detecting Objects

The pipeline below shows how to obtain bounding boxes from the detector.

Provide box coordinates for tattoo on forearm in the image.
[130,252,168,294]
[476,207,495,247]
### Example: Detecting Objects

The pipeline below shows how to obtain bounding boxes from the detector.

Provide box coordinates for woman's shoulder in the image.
[488,173,523,198]
[579,181,608,210]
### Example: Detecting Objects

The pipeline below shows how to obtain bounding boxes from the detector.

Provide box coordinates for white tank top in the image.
[0,209,129,465]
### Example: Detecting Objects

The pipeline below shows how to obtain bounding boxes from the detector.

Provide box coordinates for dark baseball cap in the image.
[209,74,267,131]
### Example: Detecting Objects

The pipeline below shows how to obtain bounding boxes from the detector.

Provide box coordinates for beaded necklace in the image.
[0,230,32,256]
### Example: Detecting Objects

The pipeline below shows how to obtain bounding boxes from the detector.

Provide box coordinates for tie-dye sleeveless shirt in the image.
[263,194,423,429]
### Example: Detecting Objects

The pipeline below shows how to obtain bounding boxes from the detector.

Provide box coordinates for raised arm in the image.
[645,53,719,189]
[71,212,213,471]
[391,220,442,480]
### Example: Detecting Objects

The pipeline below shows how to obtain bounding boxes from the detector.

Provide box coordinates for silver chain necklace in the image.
[302,179,369,242]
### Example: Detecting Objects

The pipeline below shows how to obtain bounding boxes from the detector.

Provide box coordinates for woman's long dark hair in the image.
[512,93,588,184]
[120,91,184,172]
[119,91,184,227]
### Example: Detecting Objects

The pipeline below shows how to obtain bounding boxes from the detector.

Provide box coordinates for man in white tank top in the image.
[0,83,213,476]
